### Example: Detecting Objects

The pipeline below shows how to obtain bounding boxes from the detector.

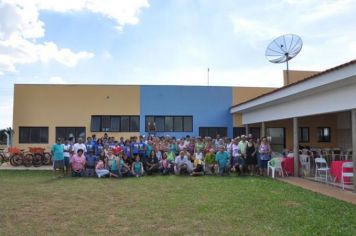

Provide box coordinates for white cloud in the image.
[0,0,149,74]
[101,50,113,60]
[49,76,67,84]
[230,16,282,40]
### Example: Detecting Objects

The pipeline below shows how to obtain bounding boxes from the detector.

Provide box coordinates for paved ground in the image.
[0,162,52,170]
[279,177,356,205]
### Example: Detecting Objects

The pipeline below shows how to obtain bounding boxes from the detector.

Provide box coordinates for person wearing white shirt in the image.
[72,138,87,155]
[174,151,193,175]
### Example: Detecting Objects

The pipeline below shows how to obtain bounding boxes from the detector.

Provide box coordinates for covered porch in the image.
[230,60,356,192]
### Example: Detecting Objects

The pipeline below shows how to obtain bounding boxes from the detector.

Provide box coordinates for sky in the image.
[0,0,356,128]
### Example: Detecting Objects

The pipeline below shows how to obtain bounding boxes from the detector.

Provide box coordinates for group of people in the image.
[51,133,272,178]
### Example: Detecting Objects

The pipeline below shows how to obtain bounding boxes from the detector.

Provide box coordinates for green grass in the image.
[0,171,355,236]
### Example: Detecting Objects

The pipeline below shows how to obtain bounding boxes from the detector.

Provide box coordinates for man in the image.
[238,135,248,175]
[63,139,72,176]
[174,151,193,175]
[51,138,65,178]
[72,138,87,155]
[215,146,229,176]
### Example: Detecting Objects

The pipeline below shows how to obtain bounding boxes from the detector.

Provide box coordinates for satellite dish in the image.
[265,34,303,84]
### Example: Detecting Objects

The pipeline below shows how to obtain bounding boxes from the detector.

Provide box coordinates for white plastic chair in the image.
[314,158,330,182]
[341,162,354,190]
[267,158,284,179]
[300,154,310,177]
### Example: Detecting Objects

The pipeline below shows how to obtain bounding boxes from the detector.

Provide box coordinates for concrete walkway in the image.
[279,177,356,205]
[0,162,52,170]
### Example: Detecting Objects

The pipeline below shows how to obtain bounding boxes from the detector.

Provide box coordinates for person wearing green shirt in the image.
[204,149,216,174]
[215,146,230,176]
[51,138,65,178]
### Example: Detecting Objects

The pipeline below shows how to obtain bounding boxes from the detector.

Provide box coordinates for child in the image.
[71,149,86,177]
[215,146,230,176]
[109,157,120,178]
[160,153,170,175]
[132,155,144,177]
[85,149,98,177]
[96,160,109,178]
[191,159,204,176]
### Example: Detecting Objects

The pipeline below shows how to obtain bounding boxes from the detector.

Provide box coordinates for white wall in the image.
[242,81,356,124]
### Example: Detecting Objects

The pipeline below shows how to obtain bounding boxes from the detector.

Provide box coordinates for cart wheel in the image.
[10,154,23,166]
[23,153,33,167]
[33,154,42,167]
[4,153,11,162]
[42,152,52,165]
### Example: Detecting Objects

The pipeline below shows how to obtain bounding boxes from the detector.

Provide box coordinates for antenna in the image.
[265,34,303,85]
[207,67,210,86]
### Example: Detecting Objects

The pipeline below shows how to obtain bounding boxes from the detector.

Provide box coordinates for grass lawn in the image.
[0,171,355,236]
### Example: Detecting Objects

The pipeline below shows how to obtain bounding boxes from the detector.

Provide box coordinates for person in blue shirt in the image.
[130,136,140,158]
[85,148,98,177]
[215,146,230,176]
[138,135,146,162]
[51,138,65,178]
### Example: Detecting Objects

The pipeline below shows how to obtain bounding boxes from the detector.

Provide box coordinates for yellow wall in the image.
[283,70,319,86]
[13,84,140,149]
[232,87,276,126]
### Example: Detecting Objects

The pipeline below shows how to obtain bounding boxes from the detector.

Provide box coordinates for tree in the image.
[0,127,14,145]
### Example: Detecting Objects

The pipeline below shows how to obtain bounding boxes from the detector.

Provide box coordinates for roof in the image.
[230,59,356,109]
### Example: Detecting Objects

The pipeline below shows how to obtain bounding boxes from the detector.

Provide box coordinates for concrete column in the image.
[352,109,356,192]
[245,124,249,136]
[261,122,265,138]
[293,117,299,177]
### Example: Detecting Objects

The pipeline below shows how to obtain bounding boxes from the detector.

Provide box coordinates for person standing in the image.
[259,137,271,176]
[245,137,257,175]
[72,138,87,155]
[215,146,229,176]
[51,138,65,178]
[63,139,72,176]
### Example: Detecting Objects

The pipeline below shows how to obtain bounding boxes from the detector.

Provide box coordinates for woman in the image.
[259,137,271,176]
[71,149,86,177]
[132,156,144,177]
[245,137,257,176]
[96,159,109,178]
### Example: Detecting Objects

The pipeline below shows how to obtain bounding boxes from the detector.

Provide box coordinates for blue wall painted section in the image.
[140,85,232,138]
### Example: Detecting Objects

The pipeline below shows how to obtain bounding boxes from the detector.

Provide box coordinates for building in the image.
[12,84,275,149]
[230,59,356,190]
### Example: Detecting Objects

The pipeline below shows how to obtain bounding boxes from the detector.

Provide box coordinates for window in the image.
[91,116,140,132]
[299,127,309,143]
[145,116,193,132]
[19,127,48,144]
[199,127,227,138]
[233,127,246,137]
[266,128,285,153]
[318,127,331,142]
[56,127,86,142]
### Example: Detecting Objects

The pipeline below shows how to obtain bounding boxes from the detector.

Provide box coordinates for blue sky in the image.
[1,0,356,128]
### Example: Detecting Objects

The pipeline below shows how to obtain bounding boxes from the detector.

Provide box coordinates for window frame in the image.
[318,127,331,142]
[199,127,228,138]
[56,127,86,142]
[90,115,140,132]
[144,115,193,132]
[19,127,49,144]
[298,127,309,143]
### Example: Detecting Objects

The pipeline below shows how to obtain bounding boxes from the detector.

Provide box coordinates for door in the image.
[266,128,285,153]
